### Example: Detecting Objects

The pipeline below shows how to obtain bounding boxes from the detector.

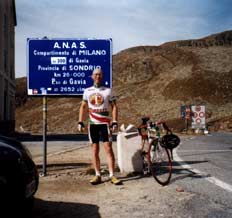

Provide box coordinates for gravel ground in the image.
[31,142,196,218]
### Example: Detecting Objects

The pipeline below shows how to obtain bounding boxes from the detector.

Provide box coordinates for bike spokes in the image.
[151,146,172,186]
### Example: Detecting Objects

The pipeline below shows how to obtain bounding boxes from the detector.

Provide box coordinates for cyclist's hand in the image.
[111,121,118,131]
[77,122,85,132]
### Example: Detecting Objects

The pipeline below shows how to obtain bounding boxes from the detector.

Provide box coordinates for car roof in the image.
[0,135,24,150]
[0,140,21,154]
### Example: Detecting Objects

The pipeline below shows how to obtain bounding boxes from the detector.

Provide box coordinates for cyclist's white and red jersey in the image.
[83,86,114,125]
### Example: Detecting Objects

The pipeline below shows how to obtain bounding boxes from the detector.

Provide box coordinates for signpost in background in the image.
[27,38,112,96]
[191,105,206,129]
[27,38,112,176]
[180,105,206,133]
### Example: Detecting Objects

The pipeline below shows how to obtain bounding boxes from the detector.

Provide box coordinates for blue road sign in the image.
[27,38,112,95]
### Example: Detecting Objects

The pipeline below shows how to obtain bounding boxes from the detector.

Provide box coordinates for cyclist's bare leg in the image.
[141,139,145,151]
[91,143,101,175]
[147,138,158,163]
[103,141,115,176]
[141,138,149,151]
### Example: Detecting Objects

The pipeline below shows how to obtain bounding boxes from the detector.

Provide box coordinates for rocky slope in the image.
[15,30,232,134]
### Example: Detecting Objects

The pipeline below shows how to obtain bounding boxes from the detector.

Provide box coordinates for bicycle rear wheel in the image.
[150,143,172,186]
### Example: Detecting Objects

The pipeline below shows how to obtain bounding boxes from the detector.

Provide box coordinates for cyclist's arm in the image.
[162,122,172,134]
[78,100,88,122]
[110,101,118,122]
[137,126,142,135]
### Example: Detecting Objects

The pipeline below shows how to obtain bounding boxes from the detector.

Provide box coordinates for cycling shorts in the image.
[89,124,111,144]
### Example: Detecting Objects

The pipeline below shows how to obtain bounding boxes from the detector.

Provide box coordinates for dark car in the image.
[0,135,39,215]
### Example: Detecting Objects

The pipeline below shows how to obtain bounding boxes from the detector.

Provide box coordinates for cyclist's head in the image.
[92,68,103,86]
[141,116,150,124]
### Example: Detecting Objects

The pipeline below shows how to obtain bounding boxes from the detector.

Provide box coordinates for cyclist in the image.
[137,116,150,152]
[78,68,121,185]
[184,105,193,131]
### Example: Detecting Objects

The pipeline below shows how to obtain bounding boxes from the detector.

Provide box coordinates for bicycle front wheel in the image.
[150,144,172,186]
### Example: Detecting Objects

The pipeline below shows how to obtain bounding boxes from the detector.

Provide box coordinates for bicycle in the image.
[139,122,180,186]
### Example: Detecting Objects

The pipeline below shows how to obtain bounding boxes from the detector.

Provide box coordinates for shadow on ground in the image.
[170,160,211,184]
[32,198,101,218]
[1,198,100,218]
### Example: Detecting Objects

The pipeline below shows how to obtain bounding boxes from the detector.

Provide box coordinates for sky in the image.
[15,0,232,78]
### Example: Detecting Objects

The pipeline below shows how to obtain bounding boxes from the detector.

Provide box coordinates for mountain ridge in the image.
[15,30,232,134]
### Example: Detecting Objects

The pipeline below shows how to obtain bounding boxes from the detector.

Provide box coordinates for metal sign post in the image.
[42,96,47,176]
